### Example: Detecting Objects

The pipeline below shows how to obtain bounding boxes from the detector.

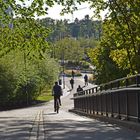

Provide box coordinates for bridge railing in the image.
[72,74,140,122]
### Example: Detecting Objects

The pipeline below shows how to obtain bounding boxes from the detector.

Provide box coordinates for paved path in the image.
[0,75,140,139]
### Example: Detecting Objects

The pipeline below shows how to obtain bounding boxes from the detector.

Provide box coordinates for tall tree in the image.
[88,0,140,83]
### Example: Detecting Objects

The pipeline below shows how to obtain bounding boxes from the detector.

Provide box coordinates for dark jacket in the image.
[84,75,88,82]
[70,79,74,85]
[77,86,83,95]
[53,85,62,96]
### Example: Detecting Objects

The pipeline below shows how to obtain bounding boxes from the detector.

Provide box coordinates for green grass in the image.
[36,89,53,102]
[37,95,53,101]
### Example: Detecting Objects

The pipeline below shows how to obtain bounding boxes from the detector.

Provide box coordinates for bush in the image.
[0,50,59,109]
[80,61,90,69]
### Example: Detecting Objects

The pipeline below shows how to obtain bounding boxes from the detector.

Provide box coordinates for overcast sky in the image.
[37,2,95,21]
[17,0,106,21]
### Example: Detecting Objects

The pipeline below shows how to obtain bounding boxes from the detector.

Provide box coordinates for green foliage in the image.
[0,64,16,105]
[37,89,53,102]
[1,0,140,105]
[0,49,59,107]
[54,37,84,62]
[37,95,53,102]
[80,61,89,69]
[64,70,82,77]
[88,46,129,84]
[87,0,140,84]
[0,17,60,108]
[39,16,102,42]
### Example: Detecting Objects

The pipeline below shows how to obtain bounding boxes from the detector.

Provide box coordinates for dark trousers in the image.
[71,84,74,89]
[54,95,61,109]
[85,80,88,86]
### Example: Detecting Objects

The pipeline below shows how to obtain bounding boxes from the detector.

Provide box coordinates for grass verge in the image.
[37,89,53,102]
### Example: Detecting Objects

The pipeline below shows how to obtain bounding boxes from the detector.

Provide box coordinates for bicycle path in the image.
[0,75,140,139]
[43,76,140,140]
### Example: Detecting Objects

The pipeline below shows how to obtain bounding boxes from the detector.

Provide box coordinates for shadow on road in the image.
[0,117,32,140]
[43,115,140,140]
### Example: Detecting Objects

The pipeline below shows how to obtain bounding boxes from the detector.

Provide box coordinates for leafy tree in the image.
[0,17,60,107]
[86,0,140,83]
[53,37,84,62]
[0,48,59,107]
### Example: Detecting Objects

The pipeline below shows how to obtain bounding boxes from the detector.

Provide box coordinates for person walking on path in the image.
[58,78,62,85]
[70,78,74,89]
[52,81,62,112]
[71,70,75,79]
[77,85,83,95]
[84,74,88,86]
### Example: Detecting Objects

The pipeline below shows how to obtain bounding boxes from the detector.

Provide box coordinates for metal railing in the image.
[72,74,140,122]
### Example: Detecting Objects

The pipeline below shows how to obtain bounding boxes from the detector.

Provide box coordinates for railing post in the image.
[92,88,94,94]
[87,97,89,114]
[110,83,112,90]
[81,98,83,111]
[86,97,88,113]
[117,92,121,119]
[72,74,140,124]
[105,84,107,90]
[74,98,76,110]
[126,79,128,87]
[89,89,91,94]
[92,96,95,114]
[83,91,85,95]
[100,85,102,91]
[117,81,120,89]
[105,93,108,116]
[84,97,86,112]
[95,95,98,114]
[91,95,94,114]
[85,97,87,113]
[136,75,140,87]
[110,92,113,117]
[89,96,91,114]
[137,91,140,122]
[126,91,128,120]
[89,96,92,114]
[95,87,98,92]
[101,94,103,115]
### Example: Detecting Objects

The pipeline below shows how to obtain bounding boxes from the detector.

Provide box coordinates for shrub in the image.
[80,61,90,69]
[0,50,59,109]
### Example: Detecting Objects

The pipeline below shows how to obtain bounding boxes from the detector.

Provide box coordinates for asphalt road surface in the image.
[0,75,140,140]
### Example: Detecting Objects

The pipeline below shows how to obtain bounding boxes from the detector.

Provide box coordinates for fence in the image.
[72,74,140,122]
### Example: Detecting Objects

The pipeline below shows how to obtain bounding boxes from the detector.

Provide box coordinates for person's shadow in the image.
[45,112,57,115]
[67,89,72,92]
[82,85,86,88]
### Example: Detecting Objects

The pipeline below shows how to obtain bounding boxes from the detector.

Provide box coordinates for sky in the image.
[44,2,94,22]
[36,2,104,22]
[17,1,107,21]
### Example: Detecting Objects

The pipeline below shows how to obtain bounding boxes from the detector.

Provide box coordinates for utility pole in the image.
[62,48,65,89]
[60,32,65,89]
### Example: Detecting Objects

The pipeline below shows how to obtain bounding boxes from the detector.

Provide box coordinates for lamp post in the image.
[23,48,28,106]
[62,48,65,89]
[23,36,28,106]
[59,31,65,89]
[24,34,31,106]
